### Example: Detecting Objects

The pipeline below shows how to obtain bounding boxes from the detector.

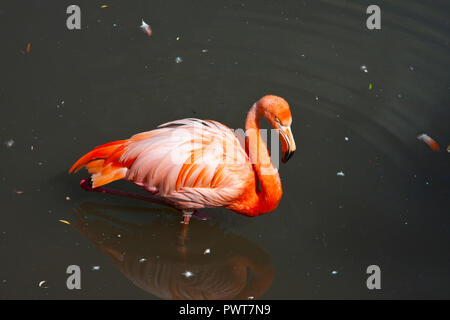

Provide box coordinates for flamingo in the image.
[69,95,296,223]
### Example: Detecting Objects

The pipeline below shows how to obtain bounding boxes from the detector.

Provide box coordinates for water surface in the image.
[1,0,449,299]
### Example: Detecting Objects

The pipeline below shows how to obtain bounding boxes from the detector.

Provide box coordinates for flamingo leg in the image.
[181,210,193,225]
[79,178,210,221]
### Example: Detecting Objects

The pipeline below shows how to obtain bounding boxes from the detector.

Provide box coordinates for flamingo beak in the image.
[279,125,296,163]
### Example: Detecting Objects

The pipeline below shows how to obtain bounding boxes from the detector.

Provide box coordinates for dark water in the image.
[1,0,449,299]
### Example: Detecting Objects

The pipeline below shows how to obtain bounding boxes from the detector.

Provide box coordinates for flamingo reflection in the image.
[72,203,274,300]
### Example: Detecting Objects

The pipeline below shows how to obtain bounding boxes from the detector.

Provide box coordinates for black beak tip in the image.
[282,150,295,163]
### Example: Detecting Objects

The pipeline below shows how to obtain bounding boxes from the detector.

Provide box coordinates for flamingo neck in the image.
[244,103,282,214]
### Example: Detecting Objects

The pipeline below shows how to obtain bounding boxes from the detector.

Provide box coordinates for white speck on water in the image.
[201,49,208,53]
[139,258,147,263]
[337,171,345,177]
[360,65,368,73]
[248,296,254,300]
[38,280,48,288]
[331,270,338,275]
[409,65,414,71]
[65,196,71,200]
[112,23,118,27]
[117,234,121,238]
[397,93,403,99]
[91,266,100,271]
[30,145,34,151]
[344,137,349,141]
[13,189,24,194]
[5,139,14,148]
[203,248,211,255]
[176,36,180,40]
[315,96,319,101]
[175,56,183,64]
[182,271,194,278]
[140,19,149,30]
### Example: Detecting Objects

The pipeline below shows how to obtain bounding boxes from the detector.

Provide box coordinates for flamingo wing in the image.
[119,119,253,209]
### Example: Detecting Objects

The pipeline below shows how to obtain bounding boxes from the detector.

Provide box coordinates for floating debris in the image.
[314,96,319,101]
[331,270,339,275]
[140,19,152,36]
[117,234,121,238]
[203,248,211,255]
[368,83,373,90]
[176,36,180,40]
[344,137,350,142]
[336,171,345,177]
[417,133,440,151]
[138,258,147,263]
[409,65,414,71]
[100,5,108,8]
[360,65,368,73]
[201,49,208,53]
[175,56,183,64]
[182,271,194,278]
[91,266,100,271]
[13,189,23,195]
[58,220,71,225]
[65,196,71,201]
[38,280,48,288]
[5,139,14,148]
[20,43,31,55]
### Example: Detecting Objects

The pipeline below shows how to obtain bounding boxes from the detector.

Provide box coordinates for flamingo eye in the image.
[275,117,282,126]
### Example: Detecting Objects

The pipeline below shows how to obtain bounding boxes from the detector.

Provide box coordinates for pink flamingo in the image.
[69,95,296,223]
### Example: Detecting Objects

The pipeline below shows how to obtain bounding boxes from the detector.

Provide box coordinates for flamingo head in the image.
[257,95,296,163]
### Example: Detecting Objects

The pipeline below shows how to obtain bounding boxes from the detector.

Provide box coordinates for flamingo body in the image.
[70,95,296,217]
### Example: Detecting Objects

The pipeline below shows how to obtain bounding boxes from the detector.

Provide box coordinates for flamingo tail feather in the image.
[69,140,131,188]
